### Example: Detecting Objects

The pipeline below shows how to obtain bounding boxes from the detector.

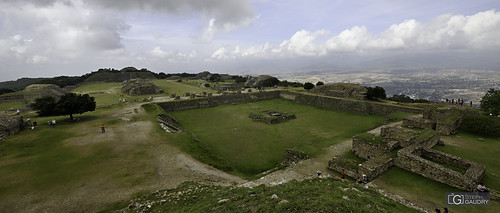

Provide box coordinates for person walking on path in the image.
[101,124,105,133]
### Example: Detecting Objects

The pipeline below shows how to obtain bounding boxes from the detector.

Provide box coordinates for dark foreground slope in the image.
[110,178,419,213]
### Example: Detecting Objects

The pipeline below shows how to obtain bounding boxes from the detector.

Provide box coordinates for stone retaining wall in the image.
[395,145,484,191]
[352,135,389,159]
[157,90,423,116]
[358,154,395,181]
[0,115,27,141]
[402,117,435,129]
[283,149,310,165]
[157,91,281,112]
[328,155,359,178]
[279,91,422,115]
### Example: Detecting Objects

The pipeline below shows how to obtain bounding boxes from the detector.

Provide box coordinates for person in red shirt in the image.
[101,124,105,133]
[341,169,345,179]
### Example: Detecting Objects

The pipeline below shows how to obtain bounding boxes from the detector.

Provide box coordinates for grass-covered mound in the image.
[166,99,385,178]
[113,178,420,213]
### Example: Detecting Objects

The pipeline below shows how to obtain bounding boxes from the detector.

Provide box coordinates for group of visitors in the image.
[444,98,470,106]
[47,120,56,127]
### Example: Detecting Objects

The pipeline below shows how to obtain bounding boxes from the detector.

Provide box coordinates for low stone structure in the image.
[329,122,485,191]
[122,79,163,96]
[157,114,183,133]
[0,114,27,141]
[282,149,309,165]
[395,145,485,191]
[309,83,367,100]
[402,108,466,135]
[249,111,296,124]
[157,91,422,116]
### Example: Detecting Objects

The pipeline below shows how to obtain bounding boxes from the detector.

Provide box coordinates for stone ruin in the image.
[249,110,296,124]
[0,114,28,141]
[122,79,163,96]
[329,116,486,192]
[402,108,467,135]
[157,114,183,133]
[282,149,310,165]
[309,83,367,100]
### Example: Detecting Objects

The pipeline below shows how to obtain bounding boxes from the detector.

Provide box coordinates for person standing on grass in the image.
[101,124,105,133]
[341,169,345,179]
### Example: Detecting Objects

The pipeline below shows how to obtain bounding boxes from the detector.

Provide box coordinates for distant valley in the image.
[276,69,500,106]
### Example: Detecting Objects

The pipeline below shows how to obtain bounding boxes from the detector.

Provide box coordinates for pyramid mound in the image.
[310,83,366,100]
[122,79,163,96]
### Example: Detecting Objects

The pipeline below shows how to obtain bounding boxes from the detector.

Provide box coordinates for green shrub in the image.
[459,114,500,137]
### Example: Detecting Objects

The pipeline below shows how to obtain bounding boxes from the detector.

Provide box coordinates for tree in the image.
[261,77,280,87]
[389,94,413,103]
[209,74,222,82]
[56,93,96,120]
[304,82,315,90]
[480,88,500,116]
[30,96,57,116]
[365,86,386,100]
[316,81,324,86]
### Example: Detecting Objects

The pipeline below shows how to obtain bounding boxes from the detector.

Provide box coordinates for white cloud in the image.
[149,46,198,63]
[211,9,500,60]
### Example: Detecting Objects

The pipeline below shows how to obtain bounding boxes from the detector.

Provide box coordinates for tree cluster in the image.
[303,82,315,90]
[480,88,500,116]
[365,86,386,100]
[278,80,304,88]
[31,93,96,120]
[387,94,429,103]
[260,77,280,87]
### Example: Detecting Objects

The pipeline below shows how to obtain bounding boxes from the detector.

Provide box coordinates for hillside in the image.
[0,77,47,91]
[113,178,420,212]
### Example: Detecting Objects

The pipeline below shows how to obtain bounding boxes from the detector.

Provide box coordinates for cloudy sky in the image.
[1,0,500,81]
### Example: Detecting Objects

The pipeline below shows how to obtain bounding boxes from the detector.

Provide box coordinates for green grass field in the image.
[166,99,385,178]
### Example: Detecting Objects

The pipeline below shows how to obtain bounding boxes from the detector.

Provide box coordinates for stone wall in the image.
[328,155,359,178]
[0,115,26,141]
[157,91,281,112]
[283,149,310,165]
[395,145,484,191]
[279,91,422,115]
[402,117,435,129]
[352,135,389,159]
[157,114,183,133]
[358,154,395,181]
[0,94,25,102]
[436,116,462,135]
[157,90,423,116]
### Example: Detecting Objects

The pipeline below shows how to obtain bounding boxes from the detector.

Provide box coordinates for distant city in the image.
[275,69,500,106]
